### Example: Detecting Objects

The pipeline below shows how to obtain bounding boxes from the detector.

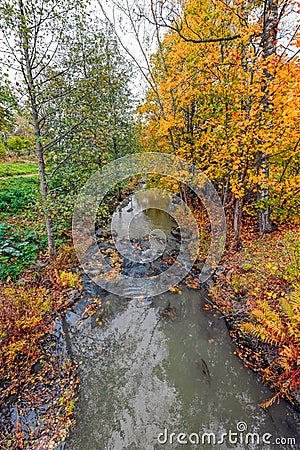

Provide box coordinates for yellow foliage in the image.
[139,0,300,226]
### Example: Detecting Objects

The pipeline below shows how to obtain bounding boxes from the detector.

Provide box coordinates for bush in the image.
[0,246,81,396]
[241,286,300,407]
[0,284,52,393]
[6,136,29,156]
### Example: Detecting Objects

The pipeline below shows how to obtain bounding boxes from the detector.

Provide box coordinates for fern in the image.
[241,285,300,406]
[247,302,286,346]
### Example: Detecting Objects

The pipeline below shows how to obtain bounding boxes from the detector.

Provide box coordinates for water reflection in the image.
[63,289,299,450]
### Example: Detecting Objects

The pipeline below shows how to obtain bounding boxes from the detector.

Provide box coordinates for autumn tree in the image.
[138,0,300,245]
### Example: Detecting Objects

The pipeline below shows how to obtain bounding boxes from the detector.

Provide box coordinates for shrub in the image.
[6,136,29,156]
[0,284,52,396]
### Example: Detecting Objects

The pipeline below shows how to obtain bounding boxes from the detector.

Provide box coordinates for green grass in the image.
[0,162,38,177]
[0,176,46,280]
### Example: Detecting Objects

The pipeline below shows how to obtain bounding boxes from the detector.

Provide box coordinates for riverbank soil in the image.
[208,226,300,411]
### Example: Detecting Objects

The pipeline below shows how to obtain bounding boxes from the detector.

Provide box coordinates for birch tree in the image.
[0,0,90,258]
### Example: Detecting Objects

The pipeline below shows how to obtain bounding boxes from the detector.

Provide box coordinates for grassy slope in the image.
[0,162,38,177]
[0,175,46,280]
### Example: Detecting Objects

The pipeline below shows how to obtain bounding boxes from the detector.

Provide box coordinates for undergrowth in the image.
[0,244,81,449]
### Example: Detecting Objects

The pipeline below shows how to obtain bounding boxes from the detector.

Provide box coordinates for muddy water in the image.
[62,190,299,450]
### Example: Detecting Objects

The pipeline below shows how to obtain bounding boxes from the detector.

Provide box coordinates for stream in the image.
[61,189,299,449]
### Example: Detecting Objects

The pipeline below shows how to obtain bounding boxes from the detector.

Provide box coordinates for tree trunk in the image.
[222,173,230,207]
[257,150,272,235]
[233,197,243,251]
[257,0,278,234]
[179,182,188,205]
[34,119,57,259]
[18,0,56,258]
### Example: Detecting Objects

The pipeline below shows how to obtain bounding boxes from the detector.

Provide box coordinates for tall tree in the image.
[42,23,138,224]
[0,0,91,258]
[256,0,279,234]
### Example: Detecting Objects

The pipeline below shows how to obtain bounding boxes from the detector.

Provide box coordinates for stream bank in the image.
[0,247,81,450]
